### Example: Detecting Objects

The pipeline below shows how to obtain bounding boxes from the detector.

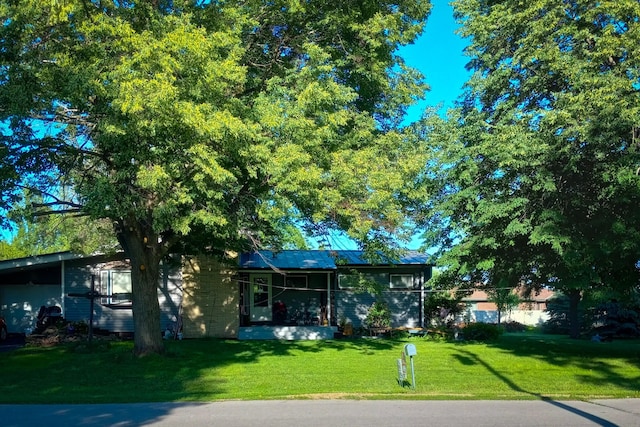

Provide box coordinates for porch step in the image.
[238,326,338,340]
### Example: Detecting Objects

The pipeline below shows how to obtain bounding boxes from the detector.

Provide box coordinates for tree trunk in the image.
[567,289,581,339]
[117,218,165,356]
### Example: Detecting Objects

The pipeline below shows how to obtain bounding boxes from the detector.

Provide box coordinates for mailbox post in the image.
[404,344,417,389]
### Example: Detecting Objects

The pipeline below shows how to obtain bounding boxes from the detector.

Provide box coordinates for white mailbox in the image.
[404,343,417,357]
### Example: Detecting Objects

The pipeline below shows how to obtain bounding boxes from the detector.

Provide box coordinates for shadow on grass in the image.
[0,337,399,407]
[191,336,397,360]
[454,349,632,427]
[483,334,640,392]
[488,333,640,369]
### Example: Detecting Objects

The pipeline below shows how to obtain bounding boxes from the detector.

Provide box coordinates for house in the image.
[0,252,182,336]
[0,249,432,340]
[462,287,554,326]
[233,250,432,339]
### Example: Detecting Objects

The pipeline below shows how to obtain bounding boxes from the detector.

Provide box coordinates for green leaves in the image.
[1,0,431,254]
[423,0,640,301]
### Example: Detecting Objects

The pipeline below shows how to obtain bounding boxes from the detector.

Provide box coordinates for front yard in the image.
[0,333,638,403]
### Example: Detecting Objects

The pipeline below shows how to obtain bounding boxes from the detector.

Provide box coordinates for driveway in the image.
[0,399,638,427]
[0,334,25,352]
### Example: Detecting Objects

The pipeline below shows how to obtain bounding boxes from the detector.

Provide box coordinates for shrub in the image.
[462,322,503,341]
[424,292,464,328]
[364,301,391,329]
[502,321,526,333]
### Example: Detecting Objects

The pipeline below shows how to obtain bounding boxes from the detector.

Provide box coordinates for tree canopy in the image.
[421,0,640,337]
[0,1,431,354]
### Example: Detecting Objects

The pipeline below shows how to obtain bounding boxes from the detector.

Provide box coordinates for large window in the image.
[100,270,132,305]
[338,272,388,289]
[390,274,414,289]
[338,274,359,289]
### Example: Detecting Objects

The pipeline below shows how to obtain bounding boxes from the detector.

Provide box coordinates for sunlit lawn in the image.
[1,333,638,403]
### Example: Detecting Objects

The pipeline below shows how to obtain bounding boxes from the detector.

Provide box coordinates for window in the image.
[100,270,132,305]
[338,274,359,289]
[284,275,307,288]
[339,272,388,289]
[390,274,414,289]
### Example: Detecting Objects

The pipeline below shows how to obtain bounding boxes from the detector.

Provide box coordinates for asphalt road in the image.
[0,399,639,427]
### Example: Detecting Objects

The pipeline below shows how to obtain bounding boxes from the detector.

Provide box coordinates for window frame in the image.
[389,273,414,289]
[338,274,358,289]
[100,269,133,307]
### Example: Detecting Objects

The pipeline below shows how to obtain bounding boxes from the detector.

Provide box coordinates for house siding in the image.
[64,257,182,333]
[334,268,425,329]
[181,256,238,339]
[462,288,554,326]
[335,290,421,328]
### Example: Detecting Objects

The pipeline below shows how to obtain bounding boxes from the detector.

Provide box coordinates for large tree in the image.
[0,1,431,355]
[421,0,640,338]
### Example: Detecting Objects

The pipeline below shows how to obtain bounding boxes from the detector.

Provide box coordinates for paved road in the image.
[1,399,638,427]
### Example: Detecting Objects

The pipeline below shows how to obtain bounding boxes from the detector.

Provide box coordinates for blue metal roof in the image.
[238,250,429,270]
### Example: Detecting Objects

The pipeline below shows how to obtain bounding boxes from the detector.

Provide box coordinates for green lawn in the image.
[1,333,638,403]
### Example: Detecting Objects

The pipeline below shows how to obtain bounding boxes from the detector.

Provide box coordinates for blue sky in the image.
[400,0,470,120]
[319,2,471,252]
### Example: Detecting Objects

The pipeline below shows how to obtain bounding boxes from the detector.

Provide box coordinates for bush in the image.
[502,321,527,333]
[364,301,391,329]
[424,292,465,328]
[462,322,503,341]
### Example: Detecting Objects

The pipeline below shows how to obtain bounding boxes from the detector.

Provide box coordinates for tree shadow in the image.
[483,334,640,392]
[455,348,621,427]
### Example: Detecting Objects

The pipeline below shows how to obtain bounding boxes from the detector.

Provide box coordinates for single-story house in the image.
[0,250,432,340]
[462,287,554,326]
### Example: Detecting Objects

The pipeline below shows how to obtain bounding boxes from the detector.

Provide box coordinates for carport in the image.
[0,252,74,334]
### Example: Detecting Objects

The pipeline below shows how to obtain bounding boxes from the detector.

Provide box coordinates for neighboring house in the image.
[0,252,182,335]
[462,288,554,326]
[0,249,432,340]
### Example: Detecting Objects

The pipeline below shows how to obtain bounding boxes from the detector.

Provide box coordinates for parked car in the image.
[0,317,7,341]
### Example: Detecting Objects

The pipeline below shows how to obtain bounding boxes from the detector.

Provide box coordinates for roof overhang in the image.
[0,251,123,272]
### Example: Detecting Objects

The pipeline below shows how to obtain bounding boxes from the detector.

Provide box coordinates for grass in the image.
[0,332,638,403]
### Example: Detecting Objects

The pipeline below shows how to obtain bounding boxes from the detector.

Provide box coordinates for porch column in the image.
[61,260,66,317]
[326,272,331,325]
[420,270,425,328]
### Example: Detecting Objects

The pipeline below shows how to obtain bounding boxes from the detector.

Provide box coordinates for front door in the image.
[250,274,272,322]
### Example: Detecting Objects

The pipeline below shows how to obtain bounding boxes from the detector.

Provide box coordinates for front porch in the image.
[238,325,338,340]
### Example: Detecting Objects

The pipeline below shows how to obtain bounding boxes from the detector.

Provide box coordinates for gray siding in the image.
[334,268,426,329]
[335,290,421,328]
[64,258,182,333]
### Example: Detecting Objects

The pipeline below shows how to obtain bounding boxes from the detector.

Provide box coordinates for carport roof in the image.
[238,250,429,271]
[0,251,124,272]
[0,251,85,271]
